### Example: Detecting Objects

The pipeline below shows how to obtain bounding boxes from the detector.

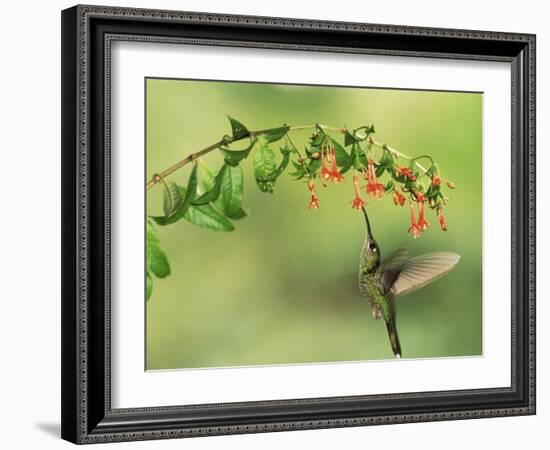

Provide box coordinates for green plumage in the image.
[357,205,460,359]
[358,206,402,358]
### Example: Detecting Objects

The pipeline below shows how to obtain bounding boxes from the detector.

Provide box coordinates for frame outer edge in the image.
[527,33,536,414]
[61,5,80,445]
[63,4,537,444]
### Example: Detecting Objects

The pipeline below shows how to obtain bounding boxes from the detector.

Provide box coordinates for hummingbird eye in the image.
[369,242,377,251]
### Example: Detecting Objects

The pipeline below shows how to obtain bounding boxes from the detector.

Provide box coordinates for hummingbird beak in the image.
[361,205,375,241]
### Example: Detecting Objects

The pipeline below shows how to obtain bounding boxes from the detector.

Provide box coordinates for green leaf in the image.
[332,140,351,167]
[197,159,216,191]
[344,129,357,147]
[351,150,361,170]
[307,157,321,176]
[219,137,257,166]
[228,116,249,139]
[357,152,369,167]
[227,207,247,220]
[351,143,368,170]
[254,142,277,192]
[263,126,289,143]
[375,164,385,178]
[146,271,153,301]
[289,170,305,180]
[339,159,354,175]
[151,165,198,226]
[257,146,291,183]
[426,163,438,177]
[184,199,235,232]
[162,180,183,217]
[154,186,235,232]
[289,160,307,179]
[221,164,244,217]
[193,164,227,205]
[379,148,394,167]
[310,130,324,147]
[146,222,171,278]
[291,160,303,171]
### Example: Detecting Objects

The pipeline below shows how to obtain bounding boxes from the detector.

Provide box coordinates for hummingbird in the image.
[358,205,460,359]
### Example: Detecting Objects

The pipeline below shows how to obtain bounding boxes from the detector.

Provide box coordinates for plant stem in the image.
[368,138,429,174]
[145,123,431,190]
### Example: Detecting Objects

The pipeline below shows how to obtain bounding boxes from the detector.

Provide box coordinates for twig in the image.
[145,123,432,190]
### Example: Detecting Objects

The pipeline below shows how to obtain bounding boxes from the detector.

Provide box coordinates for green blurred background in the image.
[145,78,482,369]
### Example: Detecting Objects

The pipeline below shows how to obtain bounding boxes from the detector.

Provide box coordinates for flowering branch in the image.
[146,123,343,190]
[145,116,456,301]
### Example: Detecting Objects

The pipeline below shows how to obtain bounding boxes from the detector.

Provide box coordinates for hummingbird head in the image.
[361,205,381,272]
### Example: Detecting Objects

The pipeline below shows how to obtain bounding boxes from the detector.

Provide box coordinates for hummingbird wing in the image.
[390,252,461,298]
[379,248,410,295]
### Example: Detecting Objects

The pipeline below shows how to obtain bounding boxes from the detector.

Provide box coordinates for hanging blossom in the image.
[351,175,366,210]
[320,145,344,184]
[407,200,422,239]
[299,127,454,239]
[392,189,406,207]
[438,207,447,231]
[396,165,416,181]
[329,146,344,183]
[320,147,331,185]
[307,181,320,209]
[416,192,429,231]
[364,159,385,199]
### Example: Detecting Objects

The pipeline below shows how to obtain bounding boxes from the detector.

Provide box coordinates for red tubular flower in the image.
[438,208,447,231]
[351,175,366,210]
[365,159,385,199]
[432,174,441,187]
[307,181,320,209]
[392,190,405,206]
[407,201,422,239]
[417,199,429,231]
[396,165,416,181]
[320,147,331,182]
[309,195,320,209]
[329,147,344,183]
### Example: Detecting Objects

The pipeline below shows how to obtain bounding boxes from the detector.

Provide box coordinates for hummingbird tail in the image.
[385,320,402,359]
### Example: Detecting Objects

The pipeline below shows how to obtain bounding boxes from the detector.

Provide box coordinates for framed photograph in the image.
[61,4,536,444]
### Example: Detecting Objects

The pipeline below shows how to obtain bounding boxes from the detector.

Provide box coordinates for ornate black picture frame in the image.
[61,4,536,444]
